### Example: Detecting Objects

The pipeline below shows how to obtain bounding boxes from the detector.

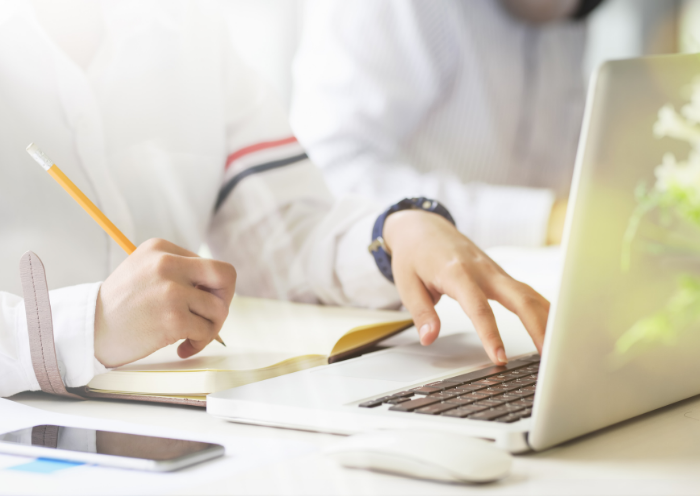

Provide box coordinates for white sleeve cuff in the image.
[335,207,401,310]
[49,282,103,388]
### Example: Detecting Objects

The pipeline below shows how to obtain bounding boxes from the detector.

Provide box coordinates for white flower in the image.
[654,105,700,147]
[681,79,700,124]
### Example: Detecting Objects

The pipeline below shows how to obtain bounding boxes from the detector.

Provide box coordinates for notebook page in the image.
[217,296,411,356]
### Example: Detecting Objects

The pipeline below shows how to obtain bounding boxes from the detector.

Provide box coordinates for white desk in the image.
[11,389,700,495]
[9,247,700,495]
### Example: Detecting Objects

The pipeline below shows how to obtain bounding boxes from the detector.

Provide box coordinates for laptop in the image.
[208,53,700,453]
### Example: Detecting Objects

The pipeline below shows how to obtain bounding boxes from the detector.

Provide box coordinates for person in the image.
[291,0,603,249]
[0,0,549,399]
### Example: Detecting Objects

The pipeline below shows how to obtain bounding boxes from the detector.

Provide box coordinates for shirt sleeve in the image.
[206,35,400,310]
[0,283,106,398]
[290,0,555,249]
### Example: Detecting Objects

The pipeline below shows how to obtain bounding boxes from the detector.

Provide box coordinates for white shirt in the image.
[291,0,589,248]
[0,0,398,398]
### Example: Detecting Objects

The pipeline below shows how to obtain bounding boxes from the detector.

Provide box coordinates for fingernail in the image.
[419,324,431,343]
[496,347,508,364]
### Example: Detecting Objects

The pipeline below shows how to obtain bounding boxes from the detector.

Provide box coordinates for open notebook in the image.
[81,296,413,406]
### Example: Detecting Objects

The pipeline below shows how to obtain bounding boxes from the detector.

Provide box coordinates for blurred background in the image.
[223,0,700,111]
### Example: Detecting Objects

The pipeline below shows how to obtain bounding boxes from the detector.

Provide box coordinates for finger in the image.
[159,255,237,305]
[446,273,507,365]
[488,278,549,354]
[187,286,230,329]
[183,258,237,304]
[394,270,441,346]
[140,238,199,257]
[177,337,211,359]
[176,311,218,359]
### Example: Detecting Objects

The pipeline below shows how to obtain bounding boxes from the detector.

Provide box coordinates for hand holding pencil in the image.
[26,144,233,365]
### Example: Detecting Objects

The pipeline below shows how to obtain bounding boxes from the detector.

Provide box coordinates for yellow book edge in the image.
[85,318,414,401]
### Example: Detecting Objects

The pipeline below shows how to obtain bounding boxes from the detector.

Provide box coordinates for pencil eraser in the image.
[26,143,53,171]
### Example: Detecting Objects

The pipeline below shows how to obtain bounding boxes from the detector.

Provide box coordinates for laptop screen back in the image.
[530,54,700,451]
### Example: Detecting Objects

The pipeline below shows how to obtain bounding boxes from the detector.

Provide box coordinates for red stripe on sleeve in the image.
[225,136,298,170]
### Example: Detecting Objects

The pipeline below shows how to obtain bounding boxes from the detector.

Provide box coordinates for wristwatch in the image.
[368,197,455,283]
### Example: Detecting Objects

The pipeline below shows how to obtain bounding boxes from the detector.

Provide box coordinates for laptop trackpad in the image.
[313,333,492,383]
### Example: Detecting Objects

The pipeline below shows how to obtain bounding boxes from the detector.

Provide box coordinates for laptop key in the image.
[412,387,444,395]
[502,402,527,412]
[415,403,460,415]
[358,397,390,408]
[501,390,535,398]
[488,384,520,392]
[428,391,461,401]
[390,391,415,398]
[458,391,492,401]
[443,396,479,407]
[451,384,488,393]
[385,397,411,405]
[500,370,531,380]
[468,407,513,421]
[506,377,536,387]
[511,398,534,408]
[388,396,442,412]
[473,399,506,408]
[441,405,489,418]
[519,408,533,418]
[472,379,503,387]
[489,374,510,382]
[480,388,509,397]
[494,413,522,423]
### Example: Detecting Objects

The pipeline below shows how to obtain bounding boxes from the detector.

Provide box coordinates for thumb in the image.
[395,271,442,346]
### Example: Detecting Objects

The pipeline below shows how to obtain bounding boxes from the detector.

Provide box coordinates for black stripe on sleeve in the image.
[214,153,308,212]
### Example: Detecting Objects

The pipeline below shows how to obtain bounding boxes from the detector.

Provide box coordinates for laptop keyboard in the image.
[358,355,540,423]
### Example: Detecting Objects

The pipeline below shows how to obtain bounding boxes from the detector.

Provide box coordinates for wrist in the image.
[383,209,450,254]
[369,197,455,283]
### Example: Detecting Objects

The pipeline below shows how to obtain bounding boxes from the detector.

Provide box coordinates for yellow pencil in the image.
[26,143,226,347]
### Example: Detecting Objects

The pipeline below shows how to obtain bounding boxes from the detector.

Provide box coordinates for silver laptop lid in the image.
[530,54,700,451]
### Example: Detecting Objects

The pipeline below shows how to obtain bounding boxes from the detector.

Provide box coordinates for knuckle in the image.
[143,237,167,251]
[412,306,436,323]
[444,258,471,276]
[514,283,548,308]
[214,261,237,285]
[470,301,493,319]
[154,252,177,277]
[161,280,183,300]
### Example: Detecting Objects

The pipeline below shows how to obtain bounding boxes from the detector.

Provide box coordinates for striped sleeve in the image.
[216,137,308,212]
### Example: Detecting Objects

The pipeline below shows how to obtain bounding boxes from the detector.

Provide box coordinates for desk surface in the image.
[10,248,700,495]
[12,389,700,495]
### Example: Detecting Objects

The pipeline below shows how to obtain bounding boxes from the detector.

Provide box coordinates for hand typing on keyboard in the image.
[359,356,540,424]
[383,210,549,365]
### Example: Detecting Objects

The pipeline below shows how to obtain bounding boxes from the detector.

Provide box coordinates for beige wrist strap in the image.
[31,425,60,448]
[20,251,83,400]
